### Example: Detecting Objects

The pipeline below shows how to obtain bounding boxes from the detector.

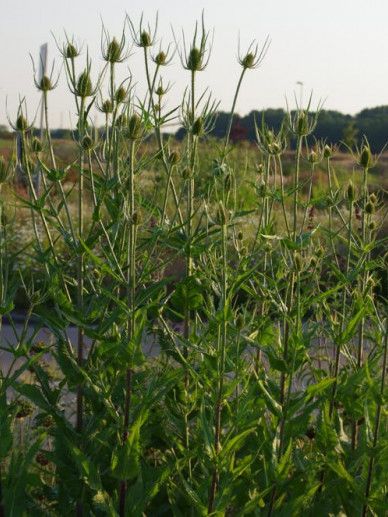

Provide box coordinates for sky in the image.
[1,0,387,129]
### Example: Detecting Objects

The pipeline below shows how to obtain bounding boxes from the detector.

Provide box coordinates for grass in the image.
[0,13,387,516]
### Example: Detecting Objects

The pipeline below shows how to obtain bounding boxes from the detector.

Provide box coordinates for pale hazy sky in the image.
[1,0,387,128]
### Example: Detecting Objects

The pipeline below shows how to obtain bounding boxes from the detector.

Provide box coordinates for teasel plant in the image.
[117,108,145,517]
[128,13,183,227]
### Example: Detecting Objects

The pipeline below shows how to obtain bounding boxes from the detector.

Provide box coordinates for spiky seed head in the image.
[241,52,255,69]
[323,144,332,158]
[294,253,303,271]
[192,117,204,136]
[101,99,113,114]
[365,201,375,214]
[31,137,43,153]
[359,145,371,168]
[308,150,319,163]
[39,75,53,91]
[140,30,152,47]
[155,85,166,96]
[81,135,94,150]
[236,314,244,330]
[187,47,202,71]
[76,71,93,98]
[65,43,79,59]
[16,115,28,131]
[115,86,127,104]
[268,142,281,155]
[106,38,122,63]
[116,113,128,128]
[127,114,143,140]
[297,112,308,135]
[168,151,180,165]
[154,51,167,66]
[369,193,377,205]
[368,221,376,231]
[347,181,355,202]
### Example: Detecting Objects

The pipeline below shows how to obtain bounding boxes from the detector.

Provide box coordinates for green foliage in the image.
[0,13,386,517]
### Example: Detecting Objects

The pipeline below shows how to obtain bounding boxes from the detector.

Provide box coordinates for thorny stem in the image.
[208,220,228,514]
[362,316,387,517]
[119,139,136,517]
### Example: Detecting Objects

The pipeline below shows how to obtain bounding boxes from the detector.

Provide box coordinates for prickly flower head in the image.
[359,145,372,169]
[76,71,93,98]
[105,37,122,63]
[126,114,143,140]
[16,115,28,132]
[65,43,79,59]
[39,75,54,92]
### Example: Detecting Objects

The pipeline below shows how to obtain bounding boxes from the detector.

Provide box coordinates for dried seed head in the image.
[347,181,355,202]
[359,145,371,168]
[76,71,93,98]
[168,151,180,165]
[192,117,204,136]
[126,113,143,140]
[368,220,376,231]
[16,115,28,132]
[365,201,375,214]
[31,137,43,153]
[140,30,152,47]
[65,43,79,59]
[115,86,127,104]
[39,75,53,92]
